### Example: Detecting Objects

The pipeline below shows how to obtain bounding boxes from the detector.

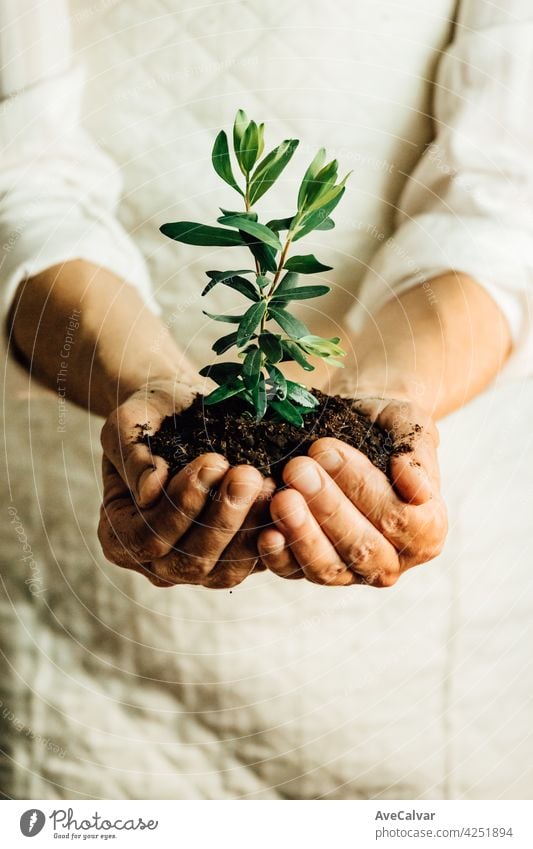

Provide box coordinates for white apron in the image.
[2,0,532,800]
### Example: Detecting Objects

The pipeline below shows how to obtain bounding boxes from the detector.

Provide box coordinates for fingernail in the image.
[259,536,285,554]
[411,464,432,497]
[196,464,226,492]
[315,449,343,473]
[227,476,257,505]
[291,463,322,495]
[137,467,155,503]
[273,499,307,529]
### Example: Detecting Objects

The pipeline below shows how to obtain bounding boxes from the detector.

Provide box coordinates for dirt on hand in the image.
[140,391,395,485]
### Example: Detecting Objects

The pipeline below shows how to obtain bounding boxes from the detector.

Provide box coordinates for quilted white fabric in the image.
[75,0,459,367]
[1,0,532,800]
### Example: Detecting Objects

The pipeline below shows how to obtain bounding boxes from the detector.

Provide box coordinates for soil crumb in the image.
[141,391,397,484]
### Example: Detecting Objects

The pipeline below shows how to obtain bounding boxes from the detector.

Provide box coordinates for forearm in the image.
[9,260,199,417]
[336,272,512,418]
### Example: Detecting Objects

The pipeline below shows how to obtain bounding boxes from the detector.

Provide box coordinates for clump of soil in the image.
[140,391,398,484]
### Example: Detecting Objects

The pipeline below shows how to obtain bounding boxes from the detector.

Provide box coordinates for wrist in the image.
[96,350,202,413]
[116,368,204,409]
[329,366,432,410]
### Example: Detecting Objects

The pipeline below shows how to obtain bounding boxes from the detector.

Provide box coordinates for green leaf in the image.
[298,148,326,210]
[212,331,239,355]
[160,222,246,247]
[202,269,254,296]
[266,216,294,232]
[233,109,249,174]
[267,305,309,339]
[199,362,242,384]
[240,120,259,173]
[204,381,245,405]
[243,347,263,388]
[283,254,332,274]
[257,122,265,159]
[237,300,267,346]
[294,188,347,242]
[217,214,282,251]
[271,398,305,427]
[298,334,346,357]
[316,158,339,182]
[233,109,248,146]
[219,208,257,221]
[211,130,244,196]
[276,271,299,293]
[281,340,315,371]
[259,332,283,363]
[221,276,260,301]
[252,377,267,420]
[256,274,270,289]
[272,285,330,303]
[238,342,259,356]
[303,159,339,208]
[305,173,351,215]
[241,231,278,273]
[286,381,319,408]
[202,311,244,323]
[268,364,287,399]
[248,139,299,204]
[316,216,335,231]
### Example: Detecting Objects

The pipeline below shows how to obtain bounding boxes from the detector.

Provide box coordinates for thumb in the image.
[356,398,440,505]
[100,401,170,507]
[386,408,439,506]
[127,444,169,507]
[389,452,433,505]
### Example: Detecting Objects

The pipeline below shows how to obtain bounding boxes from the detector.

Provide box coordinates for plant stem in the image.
[244,175,261,277]
[258,234,293,336]
[260,301,267,334]
[269,236,292,296]
[244,173,250,211]
[244,190,296,337]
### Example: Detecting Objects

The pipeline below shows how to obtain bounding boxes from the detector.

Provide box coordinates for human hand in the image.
[98,379,274,588]
[257,397,447,587]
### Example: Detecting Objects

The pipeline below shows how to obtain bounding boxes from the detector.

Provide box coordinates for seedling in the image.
[160,110,350,427]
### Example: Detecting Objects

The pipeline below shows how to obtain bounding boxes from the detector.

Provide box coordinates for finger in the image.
[308,438,447,565]
[100,394,173,507]
[283,456,400,587]
[101,454,167,509]
[206,477,276,588]
[356,398,439,505]
[270,489,357,586]
[132,450,169,508]
[98,453,229,567]
[99,459,139,568]
[98,468,170,587]
[151,465,264,586]
[257,529,305,580]
[114,559,173,589]
[101,455,130,506]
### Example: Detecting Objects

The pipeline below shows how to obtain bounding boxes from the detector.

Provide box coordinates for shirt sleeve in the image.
[348,0,533,379]
[0,0,159,323]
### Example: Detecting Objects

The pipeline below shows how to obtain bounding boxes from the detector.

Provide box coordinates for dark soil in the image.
[140,391,399,484]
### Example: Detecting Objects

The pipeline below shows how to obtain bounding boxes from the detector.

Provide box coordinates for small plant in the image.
[160,110,350,427]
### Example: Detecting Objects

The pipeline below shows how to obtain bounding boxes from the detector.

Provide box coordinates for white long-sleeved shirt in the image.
[0,0,532,374]
[2,0,533,805]
[0,0,159,317]
[350,0,533,378]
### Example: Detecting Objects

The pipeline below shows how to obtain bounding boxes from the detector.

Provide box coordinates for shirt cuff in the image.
[346,213,533,380]
[0,67,160,323]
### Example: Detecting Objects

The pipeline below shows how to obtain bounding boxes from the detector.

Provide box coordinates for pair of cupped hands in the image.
[98,379,447,589]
